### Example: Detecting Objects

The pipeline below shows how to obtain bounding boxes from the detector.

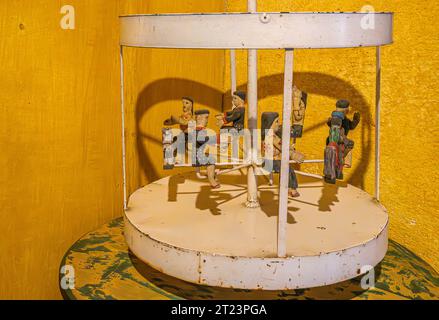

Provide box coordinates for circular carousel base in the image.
[125,171,388,290]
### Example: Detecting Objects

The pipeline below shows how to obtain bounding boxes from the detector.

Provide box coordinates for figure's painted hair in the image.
[182,96,194,114]
[233,91,246,102]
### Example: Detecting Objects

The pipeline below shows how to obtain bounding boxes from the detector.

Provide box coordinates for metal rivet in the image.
[259,13,271,24]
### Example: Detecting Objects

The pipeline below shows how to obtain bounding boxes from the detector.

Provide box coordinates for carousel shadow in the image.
[195,185,235,216]
[168,173,186,202]
[259,190,298,224]
[128,249,382,300]
[135,72,371,190]
[318,180,349,212]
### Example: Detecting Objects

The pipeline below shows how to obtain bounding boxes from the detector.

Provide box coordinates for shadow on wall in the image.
[134,72,372,194]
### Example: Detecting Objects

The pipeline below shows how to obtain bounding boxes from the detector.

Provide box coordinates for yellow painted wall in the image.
[0,0,437,300]
[224,0,439,271]
[0,0,224,300]
[121,2,226,196]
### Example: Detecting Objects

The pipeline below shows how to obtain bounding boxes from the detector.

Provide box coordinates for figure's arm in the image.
[163,115,179,126]
[349,112,361,130]
[326,117,332,127]
[290,149,305,163]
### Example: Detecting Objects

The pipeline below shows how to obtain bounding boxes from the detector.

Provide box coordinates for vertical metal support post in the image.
[120,46,128,211]
[230,50,237,93]
[277,49,294,258]
[246,0,259,208]
[375,46,381,201]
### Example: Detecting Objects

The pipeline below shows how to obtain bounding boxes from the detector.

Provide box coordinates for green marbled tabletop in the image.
[60,217,439,300]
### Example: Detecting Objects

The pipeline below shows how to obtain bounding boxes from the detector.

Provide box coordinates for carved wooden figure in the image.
[291,86,308,138]
[215,91,246,131]
[324,99,360,184]
[163,97,195,165]
[163,97,195,132]
[216,91,246,156]
[261,112,304,198]
[193,109,220,189]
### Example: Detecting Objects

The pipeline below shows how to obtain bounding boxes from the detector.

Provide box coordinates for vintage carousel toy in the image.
[119,1,393,290]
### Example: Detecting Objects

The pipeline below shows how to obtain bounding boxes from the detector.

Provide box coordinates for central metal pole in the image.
[277,49,294,257]
[246,0,259,208]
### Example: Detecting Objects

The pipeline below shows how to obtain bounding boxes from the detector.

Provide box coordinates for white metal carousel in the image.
[120,1,393,290]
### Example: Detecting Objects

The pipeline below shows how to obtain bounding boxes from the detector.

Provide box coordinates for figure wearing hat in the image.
[326,100,360,143]
[324,100,360,183]
[261,112,305,198]
[192,109,220,189]
[215,91,246,131]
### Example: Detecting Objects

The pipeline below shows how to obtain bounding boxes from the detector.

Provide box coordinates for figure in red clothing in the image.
[324,100,360,184]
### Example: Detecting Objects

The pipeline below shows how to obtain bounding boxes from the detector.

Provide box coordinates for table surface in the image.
[60,217,439,300]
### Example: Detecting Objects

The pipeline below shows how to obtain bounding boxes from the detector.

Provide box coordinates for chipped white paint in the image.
[120,13,393,49]
[124,173,389,290]
[126,213,387,289]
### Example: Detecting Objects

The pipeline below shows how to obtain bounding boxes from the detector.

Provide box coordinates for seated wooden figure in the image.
[163,96,194,133]
[215,91,246,131]
[324,99,360,184]
[261,112,305,198]
[163,97,195,164]
[291,85,308,138]
[192,109,220,189]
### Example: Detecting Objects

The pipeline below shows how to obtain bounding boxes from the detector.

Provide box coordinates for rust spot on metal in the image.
[197,254,202,283]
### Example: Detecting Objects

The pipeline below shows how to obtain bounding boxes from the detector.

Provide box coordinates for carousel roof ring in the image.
[120,12,393,49]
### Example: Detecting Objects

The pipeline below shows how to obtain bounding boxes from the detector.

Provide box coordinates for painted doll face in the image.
[270,117,280,133]
[232,95,244,108]
[182,99,193,114]
[196,114,209,127]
